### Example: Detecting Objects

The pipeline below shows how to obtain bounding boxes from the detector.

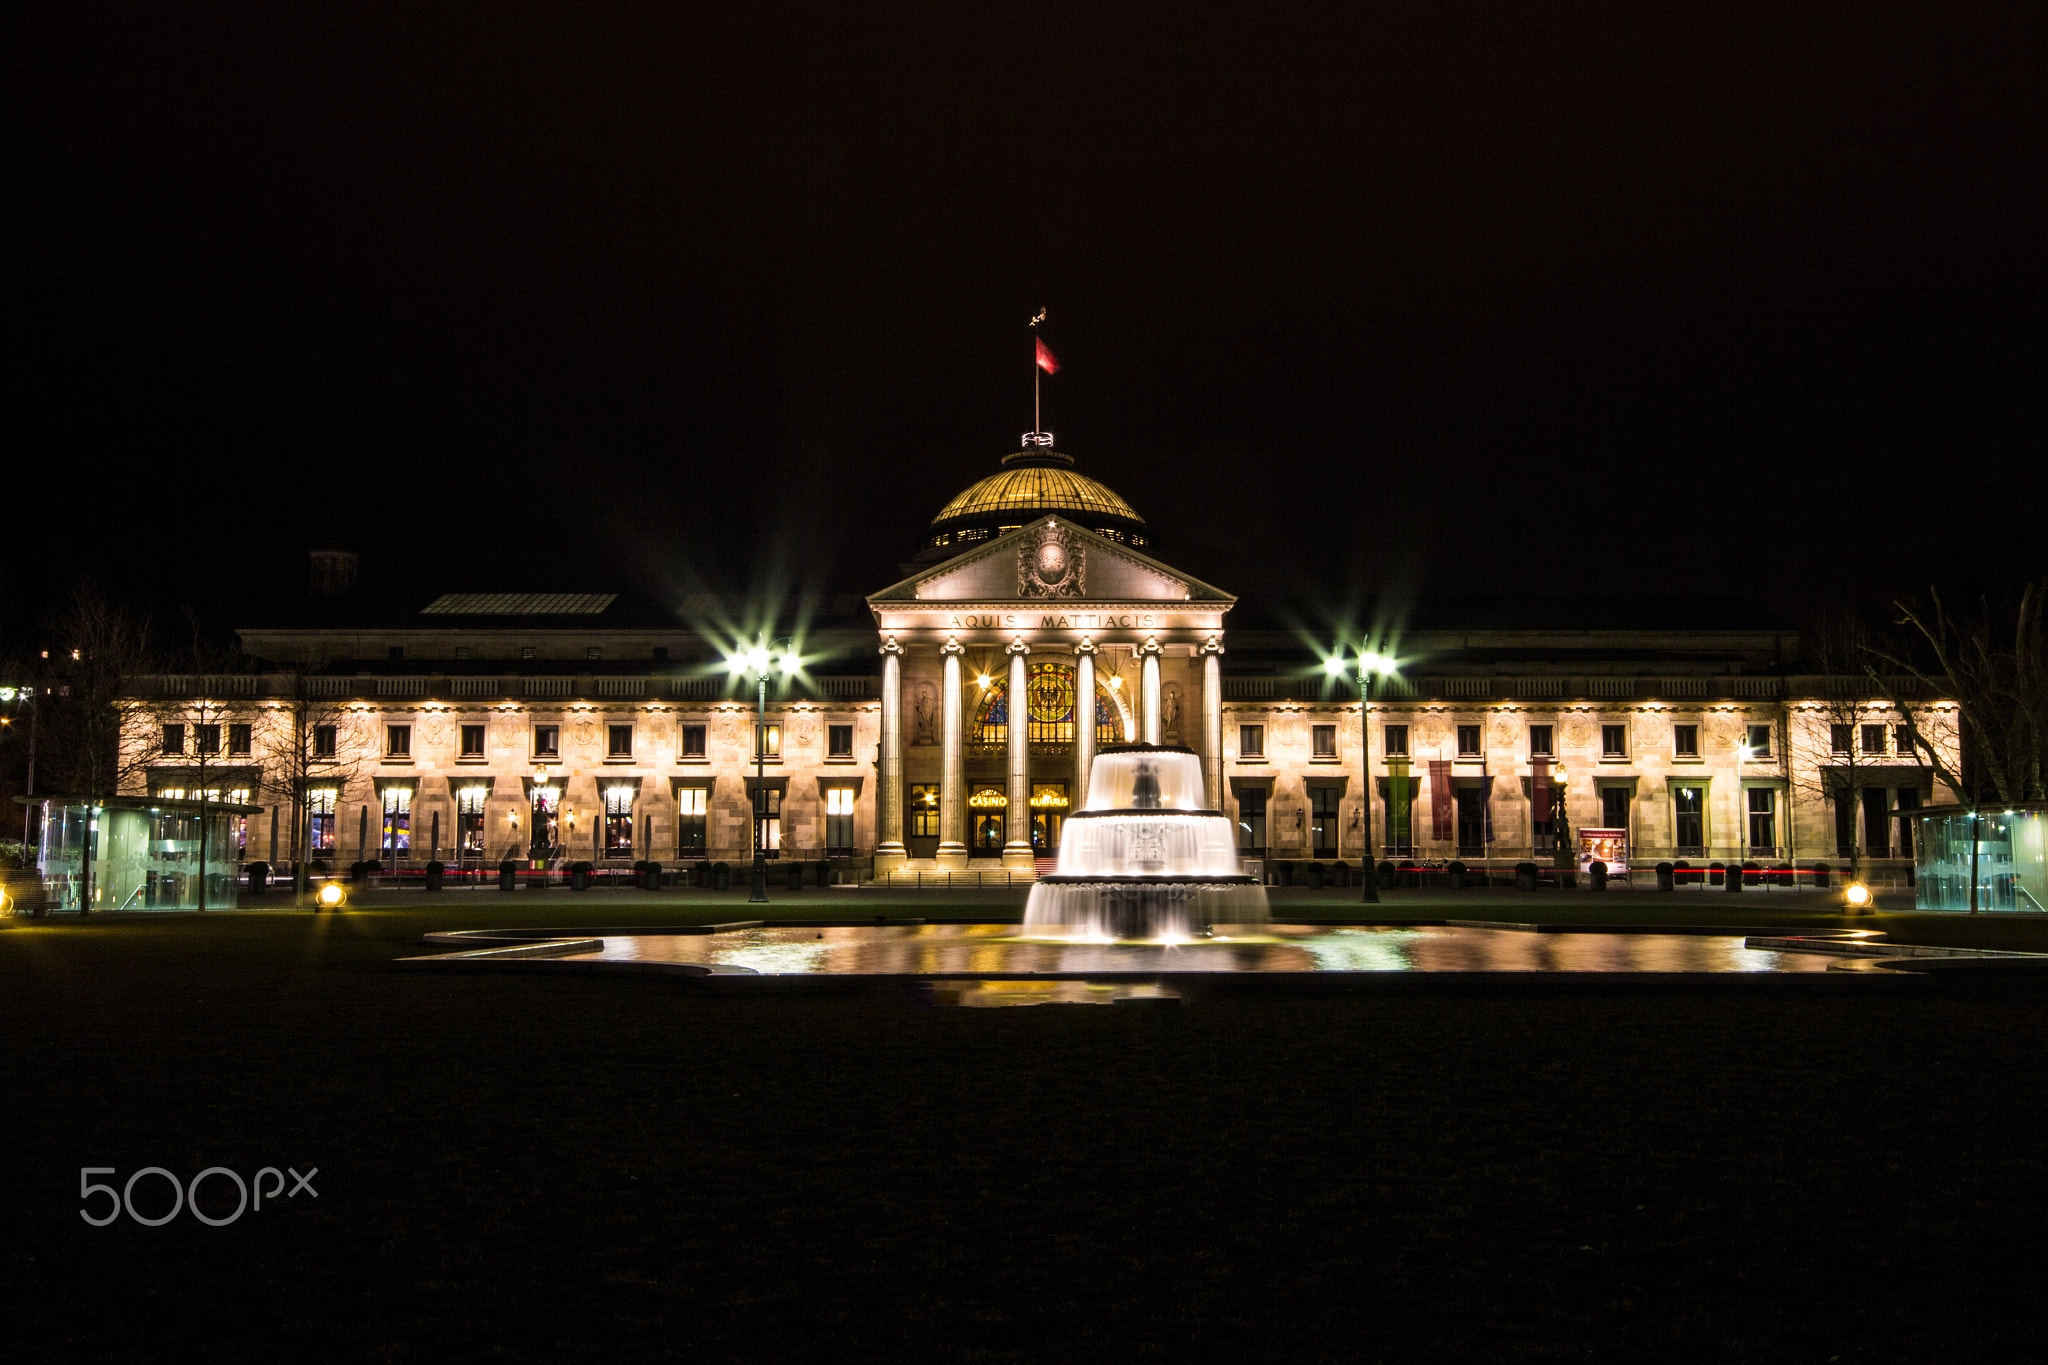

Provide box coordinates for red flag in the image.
[1035,336,1059,374]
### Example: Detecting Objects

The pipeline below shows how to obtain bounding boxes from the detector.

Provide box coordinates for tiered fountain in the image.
[1023,744,1269,940]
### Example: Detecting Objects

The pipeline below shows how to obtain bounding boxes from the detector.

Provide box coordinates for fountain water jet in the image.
[1023,744,1269,940]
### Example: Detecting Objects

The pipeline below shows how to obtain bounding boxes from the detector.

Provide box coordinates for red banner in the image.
[1429,760,1454,842]
[1530,757,1551,824]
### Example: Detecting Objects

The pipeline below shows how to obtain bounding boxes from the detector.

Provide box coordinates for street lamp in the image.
[1330,649,1398,905]
[0,684,38,853]
[731,641,800,903]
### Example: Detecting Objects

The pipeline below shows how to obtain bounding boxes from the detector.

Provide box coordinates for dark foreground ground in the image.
[4,892,2046,1362]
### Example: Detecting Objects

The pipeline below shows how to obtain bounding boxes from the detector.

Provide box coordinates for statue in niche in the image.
[912,682,938,745]
[1161,684,1183,740]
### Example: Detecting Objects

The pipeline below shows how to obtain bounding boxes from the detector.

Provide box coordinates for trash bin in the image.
[1724,860,1743,893]
[1656,861,1675,892]
[499,859,518,891]
[1306,862,1325,891]
[570,861,592,892]
[425,860,444,892]
[712,861,730,891]
[246,861,270,895]
[1447,859,1466,891]
[1810,862,1831,890]
[1377,860,1396,890]
[1588,859,1607,892]
[1514,861,1539,892]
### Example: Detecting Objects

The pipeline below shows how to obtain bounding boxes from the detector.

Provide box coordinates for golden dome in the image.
[931,463,1144,528]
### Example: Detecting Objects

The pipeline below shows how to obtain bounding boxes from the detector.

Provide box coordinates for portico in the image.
[868,514,1235,875]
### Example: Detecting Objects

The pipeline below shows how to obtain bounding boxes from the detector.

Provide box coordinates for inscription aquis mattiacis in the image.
[947,612,1160,630]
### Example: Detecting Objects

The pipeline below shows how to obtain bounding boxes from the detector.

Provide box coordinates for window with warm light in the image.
[308,787,338,854]
[380,786,412,857]
[603,785,634,858]
[754,723,781,760]
[456,786,487,857]
[753,786,782,853]
[825,787,856,854]
[676,787,708,855]
[909,784,940,838]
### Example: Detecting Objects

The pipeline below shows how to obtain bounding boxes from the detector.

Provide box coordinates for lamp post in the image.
[735,642,799,904]
[1330,649,1397,905]
[0,685,36,853]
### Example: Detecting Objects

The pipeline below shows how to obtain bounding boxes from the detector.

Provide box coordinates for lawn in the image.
[4,899,2046,1361]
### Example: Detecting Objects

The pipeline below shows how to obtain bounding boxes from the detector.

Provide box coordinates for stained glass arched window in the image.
[975,661,1123,747]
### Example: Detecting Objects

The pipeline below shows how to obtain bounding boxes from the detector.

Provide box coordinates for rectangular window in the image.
[456,786,487,858]
[676,787,708,855]
[828,724,854,758]
[308,787,338,854]
[752,785,782,855]
[228,723,252,756]
[1239,724,1265,759]
[1861,724,1887,755]
[603,785,634,858]
[1673,724,1700,758]
[680,724,706,759]
[608,724,633,758]
[1746,724,1772,757]
[1237,787,1267,853]
[380,786,412,859]
[1456,724,1481,757]
[1311,724,1337,759]
[386,724,411,757]
[1601,786,1631,832]
[1672,785,1705,853]
[1895,724,1917,758]
[1310,787,1340,858]
[313,725,337,758]
[1383,724,1409,757]
[533,724,560,759]
[194,724,221,756]
[1862,787,1891,857]
[162,723,185,755]
[460,724,486,758]
[825,787,856,854]
[1601,724,1627,758]
[909,784,940,838]
[1746,787,1777,853]
[587,647,602,660]
[754,723,781,760]
[1830,724,1853,755]
[1529,724,1554,758]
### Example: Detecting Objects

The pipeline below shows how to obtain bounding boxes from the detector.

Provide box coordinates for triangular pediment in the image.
[867,516,1234,607]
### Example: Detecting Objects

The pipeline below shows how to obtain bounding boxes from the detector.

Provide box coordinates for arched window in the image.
[975,662,1122,747]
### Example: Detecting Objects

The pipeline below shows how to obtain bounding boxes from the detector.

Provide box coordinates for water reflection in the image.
[571,925,1835,976]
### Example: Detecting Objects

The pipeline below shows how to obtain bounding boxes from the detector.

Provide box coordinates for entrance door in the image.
[1455,788,1486,856]
[1030,784,1068,853]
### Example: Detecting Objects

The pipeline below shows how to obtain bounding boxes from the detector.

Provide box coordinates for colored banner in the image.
[1387,756,1411,853]
[1530,757,1551,825]
[1428,760,1454,842]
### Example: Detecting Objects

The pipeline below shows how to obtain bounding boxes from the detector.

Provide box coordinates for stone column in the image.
[1201,635,1224,810]
[874,638,906,874]
[1074,639,1097,809]
[1139,638,1163,745]
[936,640,968,869]
[1003,639,1034,870]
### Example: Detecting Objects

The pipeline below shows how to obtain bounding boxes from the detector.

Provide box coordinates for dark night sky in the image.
[4,5,2044,642]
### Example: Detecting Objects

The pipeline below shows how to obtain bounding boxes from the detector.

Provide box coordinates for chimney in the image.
[309,548,359,598]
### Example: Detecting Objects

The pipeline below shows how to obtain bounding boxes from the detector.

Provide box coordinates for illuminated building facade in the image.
[120,433,1959,876]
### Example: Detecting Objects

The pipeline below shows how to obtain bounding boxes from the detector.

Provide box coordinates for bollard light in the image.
[1844,882,1871,910]
[318,882,346,908]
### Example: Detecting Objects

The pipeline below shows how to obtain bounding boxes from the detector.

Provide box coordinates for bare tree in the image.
[1872,583,2048,806]
[149,610,259,911]
[39,582,157,912]
[1787,616,1890,884]
[255,668,371,901]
